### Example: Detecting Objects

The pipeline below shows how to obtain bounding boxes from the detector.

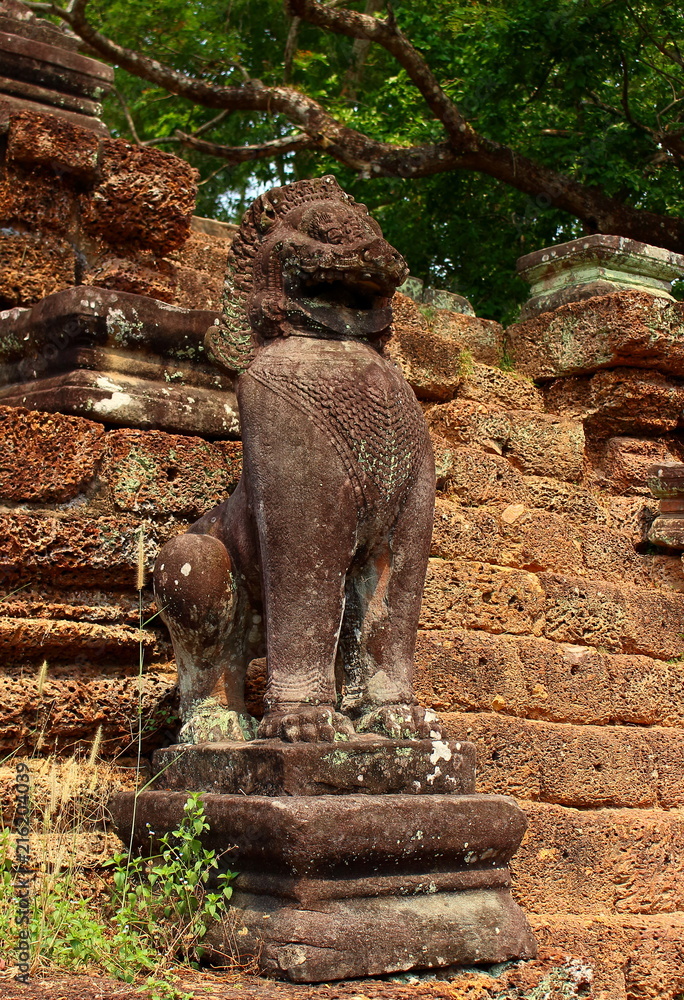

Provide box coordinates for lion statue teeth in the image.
[154,175,442,743]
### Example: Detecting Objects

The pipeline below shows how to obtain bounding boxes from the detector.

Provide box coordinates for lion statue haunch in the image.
[154,176,442,743]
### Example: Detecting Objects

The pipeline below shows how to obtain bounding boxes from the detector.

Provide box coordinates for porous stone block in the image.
[390,293,504,387]
[431,497,586,576]
[421,558,545,636]
[531,913,684,1000]
[441,712,684,809]
[457,362,544,412]
[432,498,663,587]
[433,445,612,524]
[0,405,103,501]
[111,789,536,981]
[81,140,198,253]
[522,475,612,525]
[432,308,504,365]
[0,160,76,231]
[540,571,684,660]
[595,436,683,494]
[386,292,468,401]
[506,290,684,379]
[152,738,475,796]
[513,801,684,916]
[101,429,240,517]
[398,276,475,315]
[7,110,99,180]
[517,235,684,319]
[0,669,176,754]
[543,367,684,436]
[0,511,179,586]
[83,254,177,303]
[165,229,232,311]
[426,401,585,481]
[433,441,528,504]
[0,231,75,305]
[414,628,684,727]
[0,616,158,663]
[422,555,684,657]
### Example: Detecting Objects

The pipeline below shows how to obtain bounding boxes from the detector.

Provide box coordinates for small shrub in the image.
[1,788,236,997]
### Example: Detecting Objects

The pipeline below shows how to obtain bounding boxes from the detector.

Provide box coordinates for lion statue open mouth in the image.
[154,175,441,743]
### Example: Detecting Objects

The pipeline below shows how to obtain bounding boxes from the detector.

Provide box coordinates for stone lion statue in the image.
[154,175,441,743]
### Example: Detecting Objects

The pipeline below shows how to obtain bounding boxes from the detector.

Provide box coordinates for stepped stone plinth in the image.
[0,0,112,135]
[646,463,684,550]
[517,235,684,320]
[111,738,536,982]
[0,286,238,436]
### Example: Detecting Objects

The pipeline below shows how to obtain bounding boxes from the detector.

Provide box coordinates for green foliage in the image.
[108,791,236,957]
[74,0,684,321]
[0,794,235,995]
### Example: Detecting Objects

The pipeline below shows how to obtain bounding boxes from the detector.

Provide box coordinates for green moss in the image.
[457,348,474,379]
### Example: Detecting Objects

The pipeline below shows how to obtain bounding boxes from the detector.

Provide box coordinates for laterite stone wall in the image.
[2,186,684,993]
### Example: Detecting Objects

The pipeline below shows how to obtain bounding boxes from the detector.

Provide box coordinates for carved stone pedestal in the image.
[647,462,684,550]
[110,738,536,982]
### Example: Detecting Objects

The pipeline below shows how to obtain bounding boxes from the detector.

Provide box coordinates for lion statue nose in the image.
[361,240,408,285]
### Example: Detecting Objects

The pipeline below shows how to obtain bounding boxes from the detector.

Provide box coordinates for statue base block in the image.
[152,736,476,796]
[110,766,537,982]
[215,886,533,981]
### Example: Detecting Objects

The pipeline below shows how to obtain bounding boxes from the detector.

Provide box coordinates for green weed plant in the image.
[1,791,236,998]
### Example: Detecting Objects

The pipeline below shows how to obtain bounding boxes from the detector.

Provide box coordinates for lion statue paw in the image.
[355,704,442,740]
[179,699,258,744]
[257,705,355,742]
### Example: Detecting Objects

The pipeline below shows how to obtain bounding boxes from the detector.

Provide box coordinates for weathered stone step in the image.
[0,668,176,755]
[422,558,684,660]
[432,437,655,526]
[441,712,684,809]
[530,912,684,1000]
[513,802,684,916]
[427,400,584,482]
[543,367,684,436]
[506,289,684,380]
[388,292,504,392]
[0,616,161,662]
[431,497,683,590]
[415,629,684,727]
[0,511,177,586]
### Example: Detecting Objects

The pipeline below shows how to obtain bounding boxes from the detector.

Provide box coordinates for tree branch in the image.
[41,0,684,253]
[286,0,475,146]
[174,130,314,162]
